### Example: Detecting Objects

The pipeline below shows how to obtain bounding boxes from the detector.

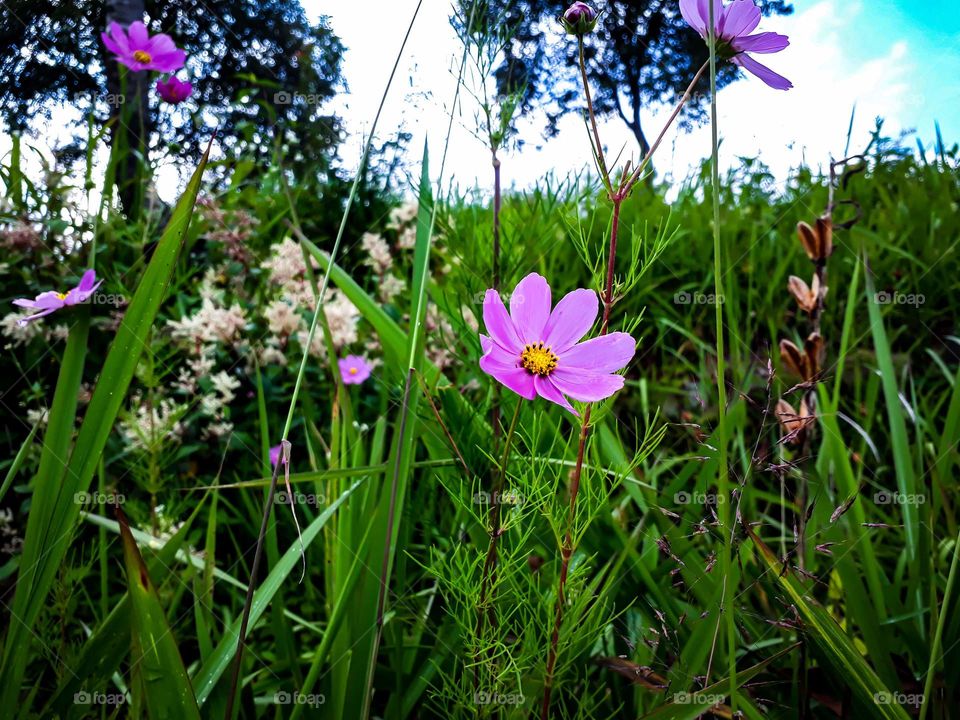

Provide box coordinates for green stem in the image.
[708,2,737,709]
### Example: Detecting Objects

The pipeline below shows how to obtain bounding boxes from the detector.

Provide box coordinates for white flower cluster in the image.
[2,312,73,349]
[361,232,393,274]
[167,297,247,348]
[259,237,361,364]
[388,202,419,251]
[120,396,185,452]
[200,370,241,438]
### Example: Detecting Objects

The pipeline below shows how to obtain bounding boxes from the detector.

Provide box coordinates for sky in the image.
[304,0,960,195]
[2,1,958,201]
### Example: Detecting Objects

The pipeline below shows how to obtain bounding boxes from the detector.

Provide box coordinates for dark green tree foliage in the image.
[0,1,344,164]
[495,0,791,154]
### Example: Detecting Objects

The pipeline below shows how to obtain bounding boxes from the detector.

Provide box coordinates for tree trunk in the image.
[105,0,149,217]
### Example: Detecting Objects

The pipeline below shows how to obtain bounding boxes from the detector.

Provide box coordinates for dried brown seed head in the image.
[779,339,807,379]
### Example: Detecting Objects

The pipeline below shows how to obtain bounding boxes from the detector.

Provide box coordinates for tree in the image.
[495,0,791,156]
[0,0,344,204]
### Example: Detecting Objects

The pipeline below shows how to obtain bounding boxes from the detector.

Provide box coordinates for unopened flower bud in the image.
[561,2,598,36]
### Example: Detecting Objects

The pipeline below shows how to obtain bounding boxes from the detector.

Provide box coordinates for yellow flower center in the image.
[349,367,358,375]
[56,292,68,300]
[133,50,152,64]
[520,342,558,377]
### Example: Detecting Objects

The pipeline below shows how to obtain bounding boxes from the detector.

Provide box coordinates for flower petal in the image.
[482,289,523,353]
[534,376,577,415]
[732,31,790,54]
[479,352,536,400]
[127,21,149,49]
[16,308,59,326]
[101,29,127,57]
[719,0,761,39]
[542,288,598,353]
[557,332,635,373]
[510,273,551,345]
[150,50,187,73]
[697,0,723,34]
[679,0,708,34]
[77,269,97,293]
[550,369,625,403]
[732,53,793,90]
[12,298,39,308]
[32,291,67,310]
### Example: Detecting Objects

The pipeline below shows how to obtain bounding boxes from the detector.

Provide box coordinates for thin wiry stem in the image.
[365,2,475,714]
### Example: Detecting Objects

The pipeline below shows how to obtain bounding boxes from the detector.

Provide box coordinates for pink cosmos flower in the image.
[338,355,372,385]
[12,269,102,327]
[479,273,635,416]
[680,0,792,90]
[269,444,285,468]
[101,21,186,73]
[156,76,193,104]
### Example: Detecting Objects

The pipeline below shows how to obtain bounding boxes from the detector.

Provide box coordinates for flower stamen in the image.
[133,50,152,64]
[520,342,559,377]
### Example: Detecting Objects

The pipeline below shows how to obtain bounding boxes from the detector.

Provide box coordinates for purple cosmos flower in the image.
[101,21,186,73]
[680,0,792,90]
[479,273,635,416]
[12,269,102,327]
[561,2,598,35]
[338,355,372,385]
[156,76,193,104]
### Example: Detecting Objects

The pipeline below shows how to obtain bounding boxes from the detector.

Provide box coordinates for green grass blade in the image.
[863,253,918,558]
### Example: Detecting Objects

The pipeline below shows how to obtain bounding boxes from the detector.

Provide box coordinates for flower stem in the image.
[476,400,523,667]
[707,2,738,709]
[542,37,708,720]
[577,36,613,194]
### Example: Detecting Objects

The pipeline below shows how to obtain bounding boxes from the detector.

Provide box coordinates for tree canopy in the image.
[0,0,344,164]
[493,0,792,154]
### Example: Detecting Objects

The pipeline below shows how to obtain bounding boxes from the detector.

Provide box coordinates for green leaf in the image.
[117,507,202,720]
[45,495,208,717]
